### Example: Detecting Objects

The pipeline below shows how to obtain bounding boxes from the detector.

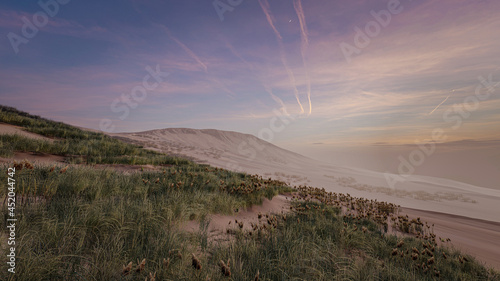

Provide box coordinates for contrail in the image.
[428,92,452,115]
[264,85,290,116]
[258,0,304,114]
[293,0,308,46]
[161,26,208,73]
[224,40,254,71]
[258,0,281,40]
[160,25,236,97]
[225,39,287,106]
[293,0,312,115]
[213,79,237,98]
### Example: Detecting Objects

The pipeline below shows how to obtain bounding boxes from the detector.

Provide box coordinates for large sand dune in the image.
[113,128,500,269]
[2,123,498,268]
[113,128,500,223]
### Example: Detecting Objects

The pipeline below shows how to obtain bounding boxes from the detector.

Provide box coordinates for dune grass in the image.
[1,163,498,280]
[0,163,291,280]
[209,202,499,281]
[0,106,188,165]
[1,105,499,280]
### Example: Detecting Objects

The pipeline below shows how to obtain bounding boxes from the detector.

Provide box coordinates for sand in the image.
[182,194,291,243]
[402,207,500,269]
[114,127,500,270]
[1,124,499,269]
[0,123,54,142]
[112,128,500,221]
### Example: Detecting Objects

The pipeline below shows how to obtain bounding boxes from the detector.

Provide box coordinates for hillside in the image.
[113,128,500,223]
[113,127,500,269]
[111,128,310,171]
[0,105,499,280]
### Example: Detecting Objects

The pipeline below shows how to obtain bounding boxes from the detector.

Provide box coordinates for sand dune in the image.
[3,123,498,223]
[113,128,500,223]
[2,124,498,269]
[113,128,500,269]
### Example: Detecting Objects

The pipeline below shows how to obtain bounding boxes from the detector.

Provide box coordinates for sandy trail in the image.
[0,152,66,165]
[182,195,291,242]
[0,123,53,141]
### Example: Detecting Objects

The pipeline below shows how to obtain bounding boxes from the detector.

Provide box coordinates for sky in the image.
[1,0,500,156]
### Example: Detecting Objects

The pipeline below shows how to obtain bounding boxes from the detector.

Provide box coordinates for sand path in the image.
[402,207,500,270]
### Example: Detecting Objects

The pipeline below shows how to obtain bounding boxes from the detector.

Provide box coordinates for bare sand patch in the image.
[402,207,500,270]
[182,194,291,243]
[0,123,53,142]
[0,152,65,165]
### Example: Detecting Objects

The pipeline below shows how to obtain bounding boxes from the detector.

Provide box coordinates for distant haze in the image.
[112,127,500,223]
[286,140,500,190]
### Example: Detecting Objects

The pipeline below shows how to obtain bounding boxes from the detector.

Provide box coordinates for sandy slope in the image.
[114,128,500,269]
[1,123,498,269]
[112,128,500,223]
[0,123,53,141]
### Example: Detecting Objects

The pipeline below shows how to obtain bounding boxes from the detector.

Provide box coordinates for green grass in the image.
[0,106,188,165]
[0,105,104,140]
[1,164,498,280]
[209,203,498,281]
[1,105,499,280]
[0,163,291,280]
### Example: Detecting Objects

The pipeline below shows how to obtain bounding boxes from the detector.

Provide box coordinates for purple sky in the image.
[1,0,500,151]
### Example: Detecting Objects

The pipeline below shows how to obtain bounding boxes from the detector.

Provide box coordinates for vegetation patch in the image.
[0,106,499,280]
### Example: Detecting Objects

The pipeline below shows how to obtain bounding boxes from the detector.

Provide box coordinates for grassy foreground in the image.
[0,106,499,280]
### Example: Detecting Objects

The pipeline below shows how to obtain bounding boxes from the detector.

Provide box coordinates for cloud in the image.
[2,0,500,144]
